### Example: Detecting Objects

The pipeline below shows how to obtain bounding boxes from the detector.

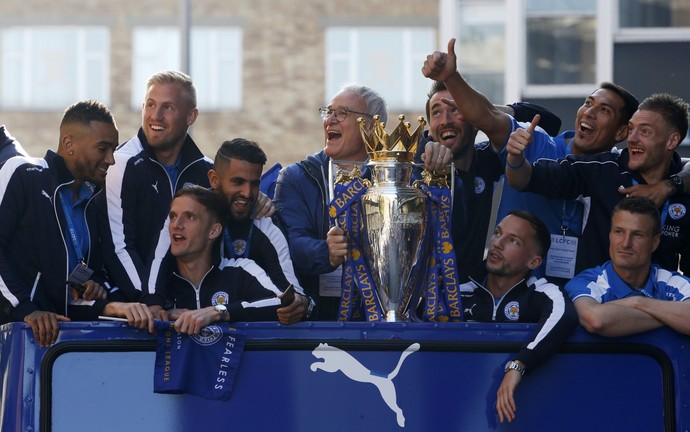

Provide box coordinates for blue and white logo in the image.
[669,203,686,220]
[474,177,486,194]
[212,291,230,306]
[504,301,520,321]
[191,325,223,346]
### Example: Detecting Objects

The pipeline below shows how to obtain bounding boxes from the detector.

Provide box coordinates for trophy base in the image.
[384,310,409,322]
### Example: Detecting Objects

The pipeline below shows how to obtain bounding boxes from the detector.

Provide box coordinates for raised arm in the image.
[421,38,512,151]
[504,115,539,191]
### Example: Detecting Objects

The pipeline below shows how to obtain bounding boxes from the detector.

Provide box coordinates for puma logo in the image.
[152,181,159,193]
[41,190,51,200]
[310,342,420,427]
[464,303,477,317]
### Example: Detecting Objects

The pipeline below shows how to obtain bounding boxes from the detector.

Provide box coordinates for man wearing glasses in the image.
[274,85,384,320]
[274,85,451,320]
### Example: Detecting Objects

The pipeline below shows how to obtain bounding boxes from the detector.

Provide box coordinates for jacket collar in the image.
[44,150,77,186]
[136,127,205,167]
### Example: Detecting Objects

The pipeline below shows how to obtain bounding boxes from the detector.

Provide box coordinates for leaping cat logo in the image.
[310,342,420,427]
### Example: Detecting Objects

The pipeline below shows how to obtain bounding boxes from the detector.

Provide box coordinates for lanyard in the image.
[224,224,253,259]
[58,188,87,263]
[560,199,580,235]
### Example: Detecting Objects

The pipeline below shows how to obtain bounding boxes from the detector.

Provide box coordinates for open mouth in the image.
[327,130,342,141]
[440,130,458,142]
[578,122,594,134]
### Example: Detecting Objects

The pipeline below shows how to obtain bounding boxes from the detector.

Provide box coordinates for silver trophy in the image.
[329,115,431,321]
[360,158,429,321]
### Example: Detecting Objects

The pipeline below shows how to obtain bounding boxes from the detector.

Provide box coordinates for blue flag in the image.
[153,321,246,400]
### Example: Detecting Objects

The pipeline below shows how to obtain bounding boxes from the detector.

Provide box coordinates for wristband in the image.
[506,157,526,170]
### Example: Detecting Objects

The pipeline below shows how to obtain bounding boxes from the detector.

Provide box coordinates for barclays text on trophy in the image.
[328,115,462,322]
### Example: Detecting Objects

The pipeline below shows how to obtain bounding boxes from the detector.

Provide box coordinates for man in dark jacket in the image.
[0,101,154,347]
[460,210,577,423]
[274,85,388,320]
[0,125,29,165]
[161,186,285,334]
[100,71,212,310]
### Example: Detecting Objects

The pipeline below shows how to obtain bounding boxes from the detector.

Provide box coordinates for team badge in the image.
[504,301,520,321]
[669,203,686,220]
[212,291,229,306]
[191,325,223,346]
[232,239,247,256]
[474,177,486,194]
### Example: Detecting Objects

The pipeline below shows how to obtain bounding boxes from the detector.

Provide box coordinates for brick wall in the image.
[0,0,437,167]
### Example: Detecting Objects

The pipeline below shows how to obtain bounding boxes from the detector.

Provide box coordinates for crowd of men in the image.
[1,38,689,423]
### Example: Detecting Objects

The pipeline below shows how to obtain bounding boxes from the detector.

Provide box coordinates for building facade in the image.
[1,0,689,166]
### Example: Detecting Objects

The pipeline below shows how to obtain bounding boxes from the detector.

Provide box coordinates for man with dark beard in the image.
[208,138,311,323]
[416,80,562,282]
[459,210,577,424]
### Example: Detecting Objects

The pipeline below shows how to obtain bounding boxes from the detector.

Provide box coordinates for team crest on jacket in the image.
[232,239,247,256]
[669,203,686,220]
[212,292,229,306]
[474,177,486,194]
[504,301,520,320]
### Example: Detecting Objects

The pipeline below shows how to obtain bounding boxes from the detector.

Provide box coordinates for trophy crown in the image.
[358,114,426,162]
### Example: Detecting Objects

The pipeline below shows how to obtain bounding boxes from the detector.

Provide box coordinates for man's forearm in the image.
[505,156,532,191]
[627,297,690,335]
[443,73,511,148]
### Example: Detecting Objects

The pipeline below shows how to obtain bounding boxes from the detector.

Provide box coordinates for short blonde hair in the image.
[146,70,197,108]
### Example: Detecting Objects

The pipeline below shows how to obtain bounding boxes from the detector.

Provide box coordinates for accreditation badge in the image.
[67,261,96,305]
[67,261,93,286]
[319,266,343,297]
[545,234,578,279]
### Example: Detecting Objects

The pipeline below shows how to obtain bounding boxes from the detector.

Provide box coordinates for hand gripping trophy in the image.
[328,115,462,322]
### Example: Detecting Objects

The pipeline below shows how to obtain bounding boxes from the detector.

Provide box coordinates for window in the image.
[325,27,434,111]
[132,27,242,110]
[620,0,690,28]
[1,26,109,110]
[525,0,597,86]
[456,2,505,104]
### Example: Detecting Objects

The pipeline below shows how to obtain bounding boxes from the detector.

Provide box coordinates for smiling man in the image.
[208,138,311,324]
[101,71,213,308]
[0,100,155,347]
[415,81,563,283]
[274,85,388,320]
[505,93,690,274]
[565,197,690,336]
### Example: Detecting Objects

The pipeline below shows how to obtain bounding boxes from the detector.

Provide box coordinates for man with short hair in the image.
[0,100,154,347]
[565,197,690,336]
[418,81,561,282]
[506,93,690,275]
[208,138,310,323]
[161,186,285,334]
[460,210,577,423]
[102,71,213,306]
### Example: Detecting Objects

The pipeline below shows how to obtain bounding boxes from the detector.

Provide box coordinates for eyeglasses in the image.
[319,106,372,122]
